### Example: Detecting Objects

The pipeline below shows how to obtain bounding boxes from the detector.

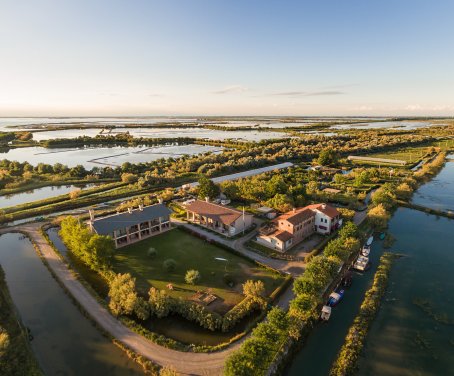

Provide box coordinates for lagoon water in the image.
[0,144,223,169]
[0,233,144,375]
[411,155,454,212]
[0,184,95,208]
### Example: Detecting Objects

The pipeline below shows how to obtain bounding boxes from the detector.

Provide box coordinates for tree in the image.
[133,297,150,321]
[266,193,293,212]
[368,204,390,230]
[289,293,318,321]
[317,148,339,166]
[108,273,138,316]
[148,288,171,318]
[338,221,358,239]
[121,172,138,183]
[69,164,87,178]
[159,366,179,376]
[371,183,396,210]
[197,175,220,199]
[86,234,114,270]
[163,259,177,272]
[185,269,201,285]
[243,280,265,305]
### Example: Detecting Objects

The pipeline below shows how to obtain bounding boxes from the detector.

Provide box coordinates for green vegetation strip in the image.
[329,252,400,376]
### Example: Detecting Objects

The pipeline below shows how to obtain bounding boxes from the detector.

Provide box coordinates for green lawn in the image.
[363,145,433,163]
[112,228,285,314]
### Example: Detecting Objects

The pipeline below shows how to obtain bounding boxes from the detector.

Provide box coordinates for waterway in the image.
[287,159,454,376]
[358,208,454,376]
[0,184,96,209]
[0,144,223,169]
[0,233,144,375]
[411,154,454,212]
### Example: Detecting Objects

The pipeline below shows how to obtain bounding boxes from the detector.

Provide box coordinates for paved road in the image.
[0,223,235,376]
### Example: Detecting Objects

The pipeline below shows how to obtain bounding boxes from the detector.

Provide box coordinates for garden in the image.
[112,227,285,314]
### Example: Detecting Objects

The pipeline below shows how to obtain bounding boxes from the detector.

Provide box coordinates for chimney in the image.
[158,198,163,204]
[205,196,209,202]
[139,204,143,211]
[128,207,132,214]
[88,209,95,221]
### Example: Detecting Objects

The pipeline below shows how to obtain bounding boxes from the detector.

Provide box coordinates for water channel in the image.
[287,158,454,376]
[0,233,144,375]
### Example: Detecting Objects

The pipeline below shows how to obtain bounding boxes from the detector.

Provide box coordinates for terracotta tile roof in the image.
[277,208,315,225]
[185,200,244,225]
[274,230,294,242]
[305,203,340,218]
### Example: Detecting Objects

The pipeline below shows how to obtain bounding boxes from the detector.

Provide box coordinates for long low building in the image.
[88,203,172,248]
[184,199,253,237]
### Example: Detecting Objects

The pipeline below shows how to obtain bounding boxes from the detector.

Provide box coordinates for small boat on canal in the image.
[361,245,371,256]
[366,236,374,246]
[328,289,345,307]
[379,232,386,240]
[353,255,370,271]
[320,305,332,321]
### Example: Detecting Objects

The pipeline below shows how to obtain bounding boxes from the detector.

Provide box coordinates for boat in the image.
[361,245,371,256]
[379,232,386,240]
[328,289,345,307]
[341,272,353,287]
[353,255,370,271]
[366,236,374,246]
[320,305,332,321]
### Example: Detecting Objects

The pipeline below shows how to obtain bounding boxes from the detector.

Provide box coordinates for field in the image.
[112,228,285,314]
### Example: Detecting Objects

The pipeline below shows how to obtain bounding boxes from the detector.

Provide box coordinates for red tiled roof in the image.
[185,200,243,225]
[277,208,315,225]
[305,203,340,218]
[274,230,294,242]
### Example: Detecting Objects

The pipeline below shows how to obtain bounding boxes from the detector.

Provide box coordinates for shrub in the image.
[163,259,177,272]
[185,269,201,285]
[147,247,157,258]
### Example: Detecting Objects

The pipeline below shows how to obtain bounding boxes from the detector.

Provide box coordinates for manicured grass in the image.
[112,228,285,313]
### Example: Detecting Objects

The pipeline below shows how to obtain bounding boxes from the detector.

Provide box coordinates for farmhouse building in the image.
[184,199,253,237]
[256,203,340,252]
[88,203,172,248]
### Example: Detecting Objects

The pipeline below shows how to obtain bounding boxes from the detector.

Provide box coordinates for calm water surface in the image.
[411,155,454,211]
[0,233,144,376]
[0,184,95,208]
[358,209,454,376]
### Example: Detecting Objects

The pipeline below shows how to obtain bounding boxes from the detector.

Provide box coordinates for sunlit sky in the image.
[1,0,454,117]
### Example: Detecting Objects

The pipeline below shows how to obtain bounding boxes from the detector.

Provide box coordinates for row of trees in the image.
[59,216,114,273]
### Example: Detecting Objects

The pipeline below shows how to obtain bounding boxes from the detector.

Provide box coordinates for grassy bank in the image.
[0,266,42,375]
[329,252,400,376]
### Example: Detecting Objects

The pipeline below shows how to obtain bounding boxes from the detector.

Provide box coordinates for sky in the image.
[1,0,454,117]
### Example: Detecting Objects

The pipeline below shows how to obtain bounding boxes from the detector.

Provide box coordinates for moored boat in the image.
[379,232,386,240]
[361,245,371,256]
[366,235,374,246]
[341,271,353,287]
[328,289,345,307]
[320,305,332,321]
[353,255,370,271]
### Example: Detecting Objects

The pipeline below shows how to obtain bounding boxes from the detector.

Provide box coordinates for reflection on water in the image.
[0,233,144,375]
[0,144,223,169]
[0,184,95,209]
[411,156,454,212]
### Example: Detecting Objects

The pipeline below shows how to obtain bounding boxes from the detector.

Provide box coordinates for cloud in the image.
[404,104,423,111]
[267,90,345,97]
[212,85,248,94]
[148,93,164,97]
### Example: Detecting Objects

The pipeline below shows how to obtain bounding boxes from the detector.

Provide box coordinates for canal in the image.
[0,232,144,376]
[287,156,454,376]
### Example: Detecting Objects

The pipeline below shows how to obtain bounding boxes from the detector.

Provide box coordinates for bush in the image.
[185,269,201,285]
[163,259,177,272]
[147,247,157,258]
